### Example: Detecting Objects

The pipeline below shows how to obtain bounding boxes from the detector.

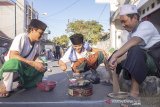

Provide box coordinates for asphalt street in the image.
[0,60,143,107]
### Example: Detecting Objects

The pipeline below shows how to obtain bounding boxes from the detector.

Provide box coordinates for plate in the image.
[107,92,129,99]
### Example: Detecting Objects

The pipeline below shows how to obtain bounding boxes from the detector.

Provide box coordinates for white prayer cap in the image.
[119,4,138,15]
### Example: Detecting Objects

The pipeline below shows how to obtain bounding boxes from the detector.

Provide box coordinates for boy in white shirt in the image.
[59,33,110,84]
[0,19,47,97]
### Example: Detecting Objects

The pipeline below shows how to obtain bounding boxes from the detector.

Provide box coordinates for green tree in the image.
[66,20,104,44]
[52,35,69,48]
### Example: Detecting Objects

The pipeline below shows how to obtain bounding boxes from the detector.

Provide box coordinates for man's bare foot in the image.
[0,83,9,98]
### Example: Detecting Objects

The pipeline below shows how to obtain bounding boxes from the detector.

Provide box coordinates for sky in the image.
[27,0,110,39]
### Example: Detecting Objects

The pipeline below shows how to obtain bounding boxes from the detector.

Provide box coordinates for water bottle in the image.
[40,56,47,63]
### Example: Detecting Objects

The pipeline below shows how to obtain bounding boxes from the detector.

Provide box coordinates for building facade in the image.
[0,0,51,53]
[0,0,38,39]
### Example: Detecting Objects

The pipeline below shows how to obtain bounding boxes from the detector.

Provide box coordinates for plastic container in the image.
[36,80,56,92]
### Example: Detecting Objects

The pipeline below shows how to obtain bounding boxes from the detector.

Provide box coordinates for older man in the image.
[109,4,160,98]
[0,19,47,97]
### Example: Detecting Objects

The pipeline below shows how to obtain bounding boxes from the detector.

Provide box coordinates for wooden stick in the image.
[112,69,120,94]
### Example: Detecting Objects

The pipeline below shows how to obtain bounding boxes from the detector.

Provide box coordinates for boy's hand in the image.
[33,61,46,72]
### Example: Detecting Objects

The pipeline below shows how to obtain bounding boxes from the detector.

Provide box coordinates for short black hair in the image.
[69,33,84,45]
[28,19,47,33]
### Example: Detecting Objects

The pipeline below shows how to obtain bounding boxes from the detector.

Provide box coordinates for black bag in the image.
[147,41,160,77]
[84,69,100,84]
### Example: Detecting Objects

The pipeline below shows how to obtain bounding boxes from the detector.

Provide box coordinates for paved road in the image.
[0,60,138,107]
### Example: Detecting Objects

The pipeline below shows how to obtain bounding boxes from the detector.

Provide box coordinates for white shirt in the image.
[60,46,95,67]
[5,33,40,61]
[129,21,160,49]
[60,47,87,63]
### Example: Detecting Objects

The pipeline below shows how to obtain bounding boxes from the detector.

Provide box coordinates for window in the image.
[139,11,141,15]
[157,0,160,4]
[147,7,149,11]
[151,3,155,8]
[142,9,145,14]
